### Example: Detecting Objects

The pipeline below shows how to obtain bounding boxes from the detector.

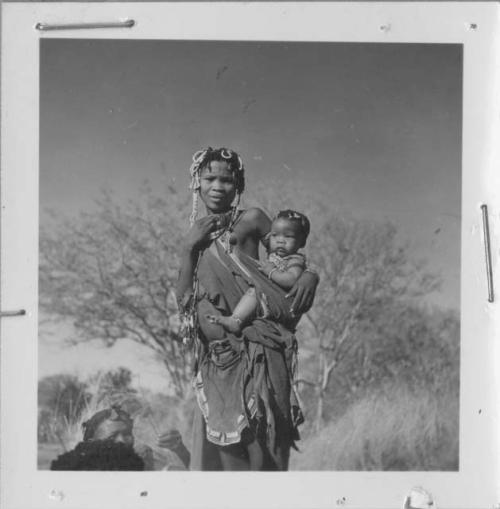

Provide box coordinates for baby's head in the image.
[269,209,310,257]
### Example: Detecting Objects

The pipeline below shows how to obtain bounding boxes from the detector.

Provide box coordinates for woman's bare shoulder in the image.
[238,207,271,234]
[239,207,271,222]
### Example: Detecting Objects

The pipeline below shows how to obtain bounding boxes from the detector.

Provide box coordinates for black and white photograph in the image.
[37,39,462,472]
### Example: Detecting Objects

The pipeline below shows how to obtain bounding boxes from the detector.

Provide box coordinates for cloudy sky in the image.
[39,40,462,387]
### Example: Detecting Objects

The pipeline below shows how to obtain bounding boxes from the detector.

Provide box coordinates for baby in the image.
[208,209,310,333]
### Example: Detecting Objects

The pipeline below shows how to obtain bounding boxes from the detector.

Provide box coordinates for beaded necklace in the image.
[209,206,240,252]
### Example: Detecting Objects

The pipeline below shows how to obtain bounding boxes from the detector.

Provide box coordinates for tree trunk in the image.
[315,388,324,433]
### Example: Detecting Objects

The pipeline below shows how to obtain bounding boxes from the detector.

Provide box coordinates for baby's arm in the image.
[261,263,304,291]
[270,265,304,290]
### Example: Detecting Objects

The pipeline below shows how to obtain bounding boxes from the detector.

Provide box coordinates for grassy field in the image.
[39,383,458,471]
[290,384,458,471]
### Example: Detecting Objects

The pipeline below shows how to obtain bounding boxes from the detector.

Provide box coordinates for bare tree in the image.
[40,184,192,399]
[41,179,446,422]
[297,213,441,431]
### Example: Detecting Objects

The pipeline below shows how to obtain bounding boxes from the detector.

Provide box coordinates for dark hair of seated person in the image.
[81,406,133,442]
[50,406,142,471]
[50,440,145,471]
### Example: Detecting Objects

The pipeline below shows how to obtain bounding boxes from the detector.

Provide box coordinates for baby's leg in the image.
[206,288,258,334]
[232,287,258,324]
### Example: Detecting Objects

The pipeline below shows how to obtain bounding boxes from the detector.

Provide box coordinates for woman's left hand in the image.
[286,270,319,315]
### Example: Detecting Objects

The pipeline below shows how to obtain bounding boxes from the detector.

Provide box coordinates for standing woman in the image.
[177,147,318,470]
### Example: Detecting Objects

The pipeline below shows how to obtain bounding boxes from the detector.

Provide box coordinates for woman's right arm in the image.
[176,216,218,308]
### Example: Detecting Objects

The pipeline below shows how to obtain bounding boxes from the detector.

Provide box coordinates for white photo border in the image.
[2,2,500,508]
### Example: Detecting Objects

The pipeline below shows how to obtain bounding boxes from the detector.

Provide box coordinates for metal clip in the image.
[480,204,494,303]
[0,309,26,318]
[35,20,135,31]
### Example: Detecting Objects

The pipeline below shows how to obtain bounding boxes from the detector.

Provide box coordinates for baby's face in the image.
[269,218,303,257]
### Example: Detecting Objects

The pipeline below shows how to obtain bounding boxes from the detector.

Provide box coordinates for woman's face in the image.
[199,161,237,214]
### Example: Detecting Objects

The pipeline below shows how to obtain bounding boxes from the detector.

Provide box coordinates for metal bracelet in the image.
[268,268,278,280]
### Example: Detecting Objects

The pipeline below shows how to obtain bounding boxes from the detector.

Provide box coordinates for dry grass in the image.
[290,383,458,471]
[39,375,458,471]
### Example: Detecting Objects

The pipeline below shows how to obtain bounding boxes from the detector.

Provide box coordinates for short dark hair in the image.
[275,209,311,247]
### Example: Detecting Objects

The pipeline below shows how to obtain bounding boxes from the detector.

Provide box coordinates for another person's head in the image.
[50,407,142,471]
[82,406,134,447]
[269,210,310,256]
[188,147,245,221]
[50,441,145,471]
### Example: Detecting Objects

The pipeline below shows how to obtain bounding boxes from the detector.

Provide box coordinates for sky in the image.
[39,40,462,388]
